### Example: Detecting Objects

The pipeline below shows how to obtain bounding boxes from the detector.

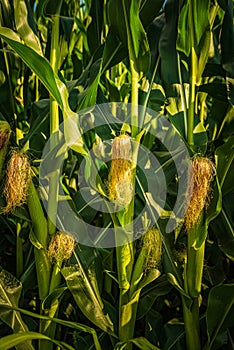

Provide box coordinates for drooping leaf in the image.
[62,257,115,336]
[13,0,43,55]
[0,331,75,350]
[1,304,102,350]
[0,267,34,350]
[0,27,85,154]
[0,27,62,106]
[137,275,171,320]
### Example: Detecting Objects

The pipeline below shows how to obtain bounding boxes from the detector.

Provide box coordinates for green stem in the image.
[130,59,139,138]
[27,180,51,300]
[187,2,197,149]
[40,263,61,340]
[48,12,62,236]
[49,262,62,295]
[182,297,201,350]
[182,216,206,350]
[16,221,23,279]
[1,39,16,132]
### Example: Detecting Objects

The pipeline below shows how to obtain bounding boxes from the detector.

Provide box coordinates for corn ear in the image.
[185,156,216,230]
[3,151,31,213]
[48,231,75,264]
[108,134,134,207]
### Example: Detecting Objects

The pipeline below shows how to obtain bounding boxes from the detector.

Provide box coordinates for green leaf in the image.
[102,28,127,71]
[108,0,150,73]
[206,284,234,349]
[114,337,160,350]
[177,0,213,81]
[210,194,234,261]
[1,305,102,350]
[0,27,62,106]
[215,136,234,195]
[42,286,67,310]
[0,267,34,350]
[139,0,165,28]
[13,0,43,55]
[166,273,190,300]
[220,0,234,104]
[206,177,222,224]
[0,27,85,154]
[159,2,181,84]
[177,0,210,57]
[137,276,171,320]
[62,258,115,335]
[0,332,75,350]
[135,269,161,295]
[87,0,103,55]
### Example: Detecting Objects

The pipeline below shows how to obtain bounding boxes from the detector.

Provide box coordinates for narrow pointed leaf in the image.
[62,262,115,335]
[0,332,75,350]
[14,0,43,55]
[0,27,63,106]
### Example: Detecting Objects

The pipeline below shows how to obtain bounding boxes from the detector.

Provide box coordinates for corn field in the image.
[0,0,234,349]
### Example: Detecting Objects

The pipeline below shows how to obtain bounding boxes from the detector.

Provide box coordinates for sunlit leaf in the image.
[62,258,115,335]
[0,332,74,350]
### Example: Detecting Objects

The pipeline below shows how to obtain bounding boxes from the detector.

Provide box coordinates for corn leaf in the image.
[108,0,150,73]
[0,267,34,350]
[13,0,43,55]
[215,136,234,195]
[1,305,102,350]
[206,284,234,349]
[62,253,115,336]
[0,27,62,106]
[0,332,75,350]
[114,337,160,350]
[0,27,85,154]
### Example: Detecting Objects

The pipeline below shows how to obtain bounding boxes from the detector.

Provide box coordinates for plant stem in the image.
[1,39,17,132]
[116,62,140,349]
[130,59,139,138]
[182,297,201,350]
[187,2,197,150]
[182,216,206,350]
[48,12,61,236]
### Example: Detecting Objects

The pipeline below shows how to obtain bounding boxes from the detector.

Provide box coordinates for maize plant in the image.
[0,1,233,350]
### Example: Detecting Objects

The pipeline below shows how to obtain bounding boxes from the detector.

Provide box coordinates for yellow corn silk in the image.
[185,156,216,230]
[3,151,31,213]
[48,231,75,264]
[141,227,162,271]
[108,134,134,207]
